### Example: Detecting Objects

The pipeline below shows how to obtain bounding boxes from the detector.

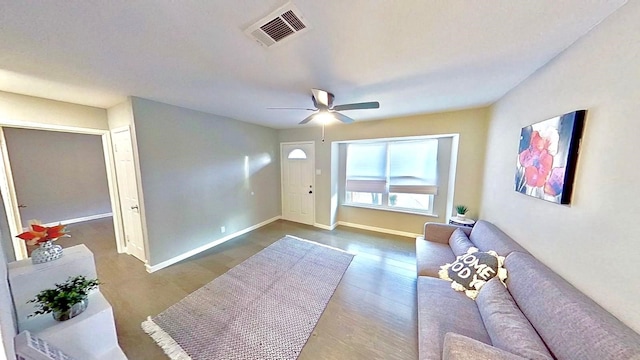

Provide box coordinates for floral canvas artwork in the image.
[515,110,585,204]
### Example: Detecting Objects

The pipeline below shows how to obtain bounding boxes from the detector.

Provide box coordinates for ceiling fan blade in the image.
[333,101,380,111]
[299,113,317,125]
[332,112,355,124]
[267,107,316,111]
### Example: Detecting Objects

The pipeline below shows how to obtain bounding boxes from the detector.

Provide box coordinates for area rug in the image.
[142,235,354,360]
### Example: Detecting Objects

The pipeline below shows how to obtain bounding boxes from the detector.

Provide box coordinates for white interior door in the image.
[112,128,146,262]
[281,142,315,225]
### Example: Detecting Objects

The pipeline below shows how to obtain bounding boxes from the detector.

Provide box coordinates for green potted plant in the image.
[389,194,398,206]
[28,275,100,321]
[455,205,468,218]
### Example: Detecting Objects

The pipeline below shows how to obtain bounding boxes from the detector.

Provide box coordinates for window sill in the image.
[342,203,439,218]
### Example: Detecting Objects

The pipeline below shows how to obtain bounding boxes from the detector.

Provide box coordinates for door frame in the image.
[280,141,316,225]
[0,120,126,260]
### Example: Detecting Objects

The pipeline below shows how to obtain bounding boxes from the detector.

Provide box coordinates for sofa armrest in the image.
[423,222,470,244]
[442,332,527,360]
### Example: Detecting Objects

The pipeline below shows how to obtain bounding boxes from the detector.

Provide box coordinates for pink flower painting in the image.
[518,132,554,187]
[514,111,586,204]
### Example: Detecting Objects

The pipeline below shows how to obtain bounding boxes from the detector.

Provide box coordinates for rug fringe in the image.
[142,317,192,360]
[285,235,356,255]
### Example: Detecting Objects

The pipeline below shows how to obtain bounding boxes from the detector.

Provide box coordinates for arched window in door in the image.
[288,148,307,159]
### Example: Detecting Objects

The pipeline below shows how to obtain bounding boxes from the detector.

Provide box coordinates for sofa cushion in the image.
[424,222,471,244]
[416,237,456,277]
[439,247,506,299]
[469,221,528,256]
[417,276,491,359]
[476,278,552,360]
[442,332,528,360]
[505,252,640,360]
[449,228,474,256]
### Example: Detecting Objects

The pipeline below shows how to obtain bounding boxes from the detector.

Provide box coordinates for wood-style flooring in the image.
[56,218,418,360]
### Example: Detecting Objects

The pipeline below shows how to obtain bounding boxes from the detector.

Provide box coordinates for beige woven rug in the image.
[142,235,354,360]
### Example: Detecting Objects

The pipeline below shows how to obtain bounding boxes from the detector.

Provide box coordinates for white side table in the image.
[8,245,127,360]
[8,245,97,324]
[449,216,476,228]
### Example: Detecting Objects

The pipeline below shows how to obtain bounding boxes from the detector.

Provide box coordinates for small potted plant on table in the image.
[455,205,468,218]
[28,275,100,321]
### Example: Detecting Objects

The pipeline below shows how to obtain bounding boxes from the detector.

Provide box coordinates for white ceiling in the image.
[0,1,627,129]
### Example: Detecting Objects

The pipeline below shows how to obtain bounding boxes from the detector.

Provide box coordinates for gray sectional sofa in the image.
[416,220,640,360]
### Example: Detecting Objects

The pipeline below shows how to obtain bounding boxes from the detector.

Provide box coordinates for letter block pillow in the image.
[439,247,507,299]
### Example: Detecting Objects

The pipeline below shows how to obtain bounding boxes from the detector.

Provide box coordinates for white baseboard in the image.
[145,216,282,273]
[38,213,113,228]
[336,221,421,238]
[314,222,338,231]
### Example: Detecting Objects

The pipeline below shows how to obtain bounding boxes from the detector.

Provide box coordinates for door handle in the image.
[131,205,139,210]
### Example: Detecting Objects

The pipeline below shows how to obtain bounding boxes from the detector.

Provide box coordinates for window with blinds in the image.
[345,138,438,213]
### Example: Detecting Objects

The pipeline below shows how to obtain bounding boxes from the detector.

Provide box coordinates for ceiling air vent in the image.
[244,2,311,48]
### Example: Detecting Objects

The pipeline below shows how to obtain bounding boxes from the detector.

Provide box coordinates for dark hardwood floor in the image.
[57,218,418,359]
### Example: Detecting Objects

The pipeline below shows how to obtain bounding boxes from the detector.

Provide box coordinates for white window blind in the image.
[388,139,438,194]
[346,139,438,194]
[345,143,387,192]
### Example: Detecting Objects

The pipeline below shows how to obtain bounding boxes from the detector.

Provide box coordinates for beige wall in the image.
[481,2,640,332]
[106,99,134,129]
[0,91,108,130]
[279,107,490,235]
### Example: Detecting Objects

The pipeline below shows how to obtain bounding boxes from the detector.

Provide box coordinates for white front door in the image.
[281,142,315,225]
[112,128,146,262]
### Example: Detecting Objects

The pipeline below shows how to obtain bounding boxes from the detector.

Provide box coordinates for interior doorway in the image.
[2,128,115,258]
[0,123,135,263]
[281,142,315,225]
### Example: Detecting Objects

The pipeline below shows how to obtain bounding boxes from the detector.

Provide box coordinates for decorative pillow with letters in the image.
[439,247,507,299]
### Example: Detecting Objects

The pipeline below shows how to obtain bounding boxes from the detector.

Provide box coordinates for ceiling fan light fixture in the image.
[315,111,334,125]
[273,88,380,125]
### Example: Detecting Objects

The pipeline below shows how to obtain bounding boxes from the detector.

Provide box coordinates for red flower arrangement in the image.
[16,223,70,246]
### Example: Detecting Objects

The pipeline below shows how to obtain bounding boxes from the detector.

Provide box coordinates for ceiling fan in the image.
[269,89,380,125]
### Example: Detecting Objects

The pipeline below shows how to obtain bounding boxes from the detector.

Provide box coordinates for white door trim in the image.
[280,141,315,225]
[0,121,125,261]
[0,127,26,259]
[108,126,129,255]
[103,129,126,254]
